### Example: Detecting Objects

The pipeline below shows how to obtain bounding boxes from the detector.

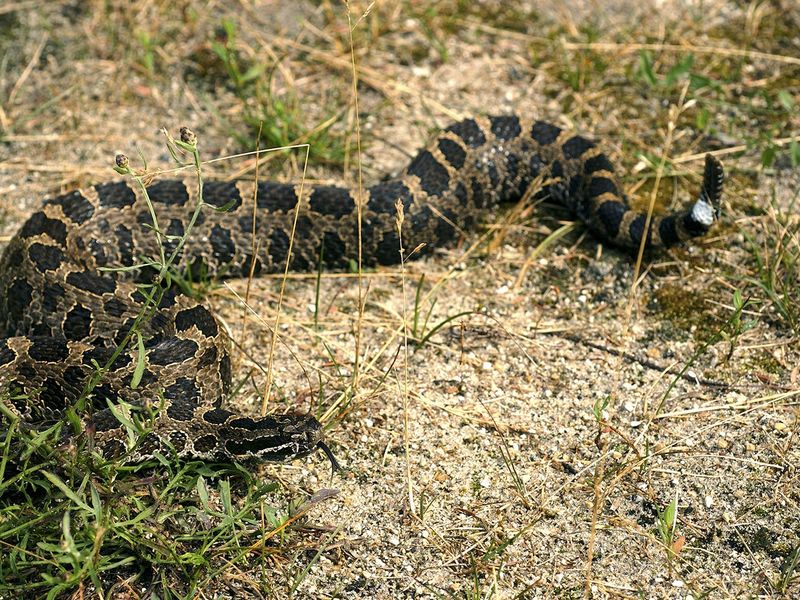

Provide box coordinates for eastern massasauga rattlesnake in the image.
[0,116,724,467]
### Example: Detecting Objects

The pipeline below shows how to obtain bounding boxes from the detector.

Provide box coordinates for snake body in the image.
[0,116,724,464]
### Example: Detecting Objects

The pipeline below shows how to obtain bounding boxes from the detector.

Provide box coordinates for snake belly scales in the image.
[0,116,724,465]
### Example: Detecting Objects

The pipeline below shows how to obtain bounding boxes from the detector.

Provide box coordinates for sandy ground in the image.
[1,1,798,598]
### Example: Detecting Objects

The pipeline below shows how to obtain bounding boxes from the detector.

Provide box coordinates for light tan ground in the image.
[0,1,798,598]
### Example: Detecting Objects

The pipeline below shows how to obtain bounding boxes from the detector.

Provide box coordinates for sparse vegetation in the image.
[207,17,351,164]
[654,491,686,573]
[0,128,338,599]
[739,189,800,335]
[0,0,798,598]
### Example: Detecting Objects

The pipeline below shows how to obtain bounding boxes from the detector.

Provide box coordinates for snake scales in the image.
[0,116,724,465]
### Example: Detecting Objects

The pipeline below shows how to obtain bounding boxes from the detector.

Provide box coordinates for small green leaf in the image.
[733,289,744,310]
[221,17,236,41]
[663,497,677,528]
[241,64,264,83]
[210,41,229,62]
[178,552,208,566]
[173,139,196,153]
[43,472,92,512]
[689,73,711,91]
[205,197,238,212]
[637,50,658,87]
[761,145,777,167]
[61,511,76,557]
[778,89,795,112]
[416,310,474,347]
[196,475,209,507]
[790,139,800,168]
[220,479,233,515]
[131,332,146,389]
[665,53,694,86]
[696,106,710,130]
[91,484,102,520]
[107,400,138,448]
[593,395,610,422]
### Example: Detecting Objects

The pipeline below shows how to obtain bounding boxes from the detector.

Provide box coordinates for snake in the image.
[0,116,724,466]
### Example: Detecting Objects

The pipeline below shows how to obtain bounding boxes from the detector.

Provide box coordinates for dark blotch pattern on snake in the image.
[0,116,724,464]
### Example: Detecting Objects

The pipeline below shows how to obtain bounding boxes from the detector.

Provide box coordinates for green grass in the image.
[654,491,684,573]
[2,1,800,597]
[739,189,800,335]
[0,126,337,599]
[409,273,477,347]
[207,17,352,165]
[0,422,313,599]
[774,545,800,594]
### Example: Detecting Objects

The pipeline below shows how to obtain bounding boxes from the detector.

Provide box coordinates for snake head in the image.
[272,414,342,474]
[221,412,339,470]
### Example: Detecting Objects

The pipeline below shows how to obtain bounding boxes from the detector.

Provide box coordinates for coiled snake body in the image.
[0,116,724,464]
